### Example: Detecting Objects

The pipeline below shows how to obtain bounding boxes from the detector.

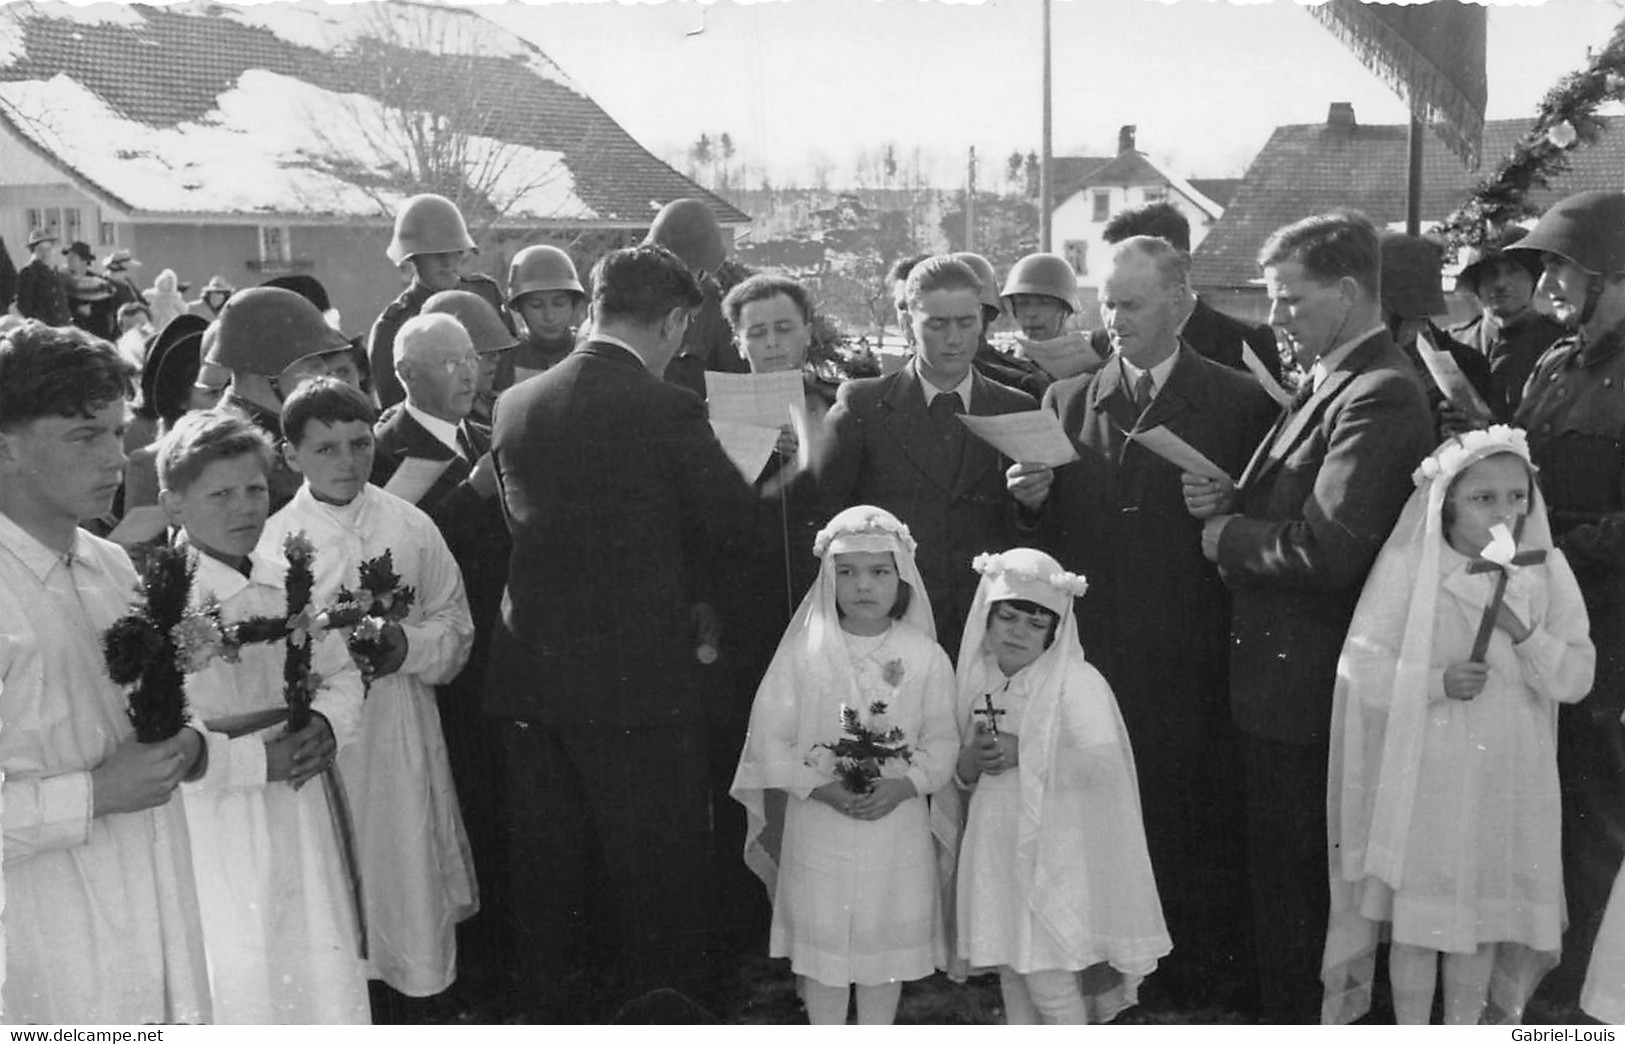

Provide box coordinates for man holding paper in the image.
[1007,235,1277,1009]
[1184,211,1434,1022]
[817,255,1034,649]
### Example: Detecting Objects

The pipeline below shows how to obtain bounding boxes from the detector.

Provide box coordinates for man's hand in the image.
[1007,462,1054,511]
[1182,472,1235,519]
[849,777,917,821]
[90,731,198,817]
[1201,514,1233,563]
[1444,662,1490,701]
[774,423,799,461]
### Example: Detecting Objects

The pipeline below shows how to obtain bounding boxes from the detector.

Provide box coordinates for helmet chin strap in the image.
[1578,272,1608,332]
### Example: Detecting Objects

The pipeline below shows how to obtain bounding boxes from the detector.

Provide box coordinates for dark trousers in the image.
[1241,732,1330,1024]
[1547,697,1625,1001]
[498,719,718,1021]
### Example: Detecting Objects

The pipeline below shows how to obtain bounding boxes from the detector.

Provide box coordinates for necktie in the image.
[1290,377,1316,412]
[455,426,475,462]
[1133,370,1156,413]
[929,392,967,461]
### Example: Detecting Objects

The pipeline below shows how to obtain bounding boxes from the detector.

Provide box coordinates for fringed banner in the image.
[1310,0,1487,169]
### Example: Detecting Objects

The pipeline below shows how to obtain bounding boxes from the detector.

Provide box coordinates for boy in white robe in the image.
[0,321,209,1024]
[156,407,370,1024]
[261,377,476,1012]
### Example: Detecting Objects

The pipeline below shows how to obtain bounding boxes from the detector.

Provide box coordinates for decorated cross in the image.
[974,692,1005,738]
[1465,518,1547,662]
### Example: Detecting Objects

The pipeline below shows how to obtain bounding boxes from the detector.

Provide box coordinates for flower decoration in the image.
[971,551,1090,599]
[1546,119,1579,149]
[1411,425,1533,488]
[103,544,196,742]
[881,658,906,688]
[281,531,321,732]
[1480,523,1520,569]
[319,550,416,687]
[810,700,914,794]
[813,509,917,558]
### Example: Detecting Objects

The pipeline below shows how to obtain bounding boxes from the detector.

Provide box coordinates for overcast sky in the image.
[482,0,1621,188]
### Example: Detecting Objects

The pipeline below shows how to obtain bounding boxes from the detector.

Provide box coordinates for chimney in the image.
[1327,102,1356,130]
[1118,125,1137,155]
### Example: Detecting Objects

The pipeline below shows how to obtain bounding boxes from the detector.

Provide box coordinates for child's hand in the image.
[368,622,409,678]
[90,732,196,817]
[1493,601,1532,644]
[850,777,917,821]
[810,781,853,814]
[991,733,1020,772]
[267,716,336,789]
[1444,662,1490,701]
[966,722,1003,776]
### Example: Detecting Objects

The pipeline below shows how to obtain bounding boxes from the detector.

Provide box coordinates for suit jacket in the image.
[367,274,510,409]
[815,365,1036,646]
[1092,296,1283,381]
[1218,331,1435,744]
[1039,347,1279,749]
[483,340,765,728]
[370,405,491,516]
[15,258,70,326]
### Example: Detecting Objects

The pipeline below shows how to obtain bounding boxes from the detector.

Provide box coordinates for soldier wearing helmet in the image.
[505,244,585,384]
[208,285,349,509]
[643,198,748,397]
[367,193,512,410]
[1448,226,1564,420]
[952,251,1051,399]
[1508,190,1625,1003]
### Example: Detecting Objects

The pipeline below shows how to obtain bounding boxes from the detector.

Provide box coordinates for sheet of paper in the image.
[705,370,805,430]
[1126,425,1233,483]
[710,419,781,481]
[958,410,1079,468]
[1417,329,1495,423]
[382,456,452,505]
[1241,343,1293,407]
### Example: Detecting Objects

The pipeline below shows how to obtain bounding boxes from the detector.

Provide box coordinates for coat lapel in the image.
[879,368,956,493]
[1242,336,1383,489]
[951,370,1006,498]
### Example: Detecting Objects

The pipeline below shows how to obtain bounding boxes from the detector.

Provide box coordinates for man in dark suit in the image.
[484,245,772,1021]
[1009,236,1279,1010]
[15,229,71,327]
[1184,211,1435,1022]
[1091,201,1285,382]
[370,312,490,516]
[816,255,1035,648]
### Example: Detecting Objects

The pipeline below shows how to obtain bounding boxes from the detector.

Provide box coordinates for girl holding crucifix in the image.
[1322,426,1595,1026]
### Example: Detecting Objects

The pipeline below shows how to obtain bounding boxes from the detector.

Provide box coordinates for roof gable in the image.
[0,1,748,225]
[1192,115,1624,287]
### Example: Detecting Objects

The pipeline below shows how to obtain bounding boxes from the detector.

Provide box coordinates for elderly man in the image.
[1509,191,1625,1004]
[1186,210,1434,1022]
[817,255,1035,650]
[1452,226,1566,420]
[1009,236,1278,1009]
[486,244,778,1021]
[370,312,489,515]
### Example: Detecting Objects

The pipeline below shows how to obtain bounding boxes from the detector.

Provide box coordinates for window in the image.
[98,221,117,247]
[1064,239,1088,277]
[259,225,291,267]
[1142,185,1168,203]
[26,206,81,243]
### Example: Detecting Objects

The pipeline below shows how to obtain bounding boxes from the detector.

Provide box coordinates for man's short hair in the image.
[887,253,931,289]
[722,274,815,332]
[281,375,379,446]
[1257,210,1381,299]
[1111,235,1191,292]
[394,312,473,374]
[0,321,134,432]
[590,245,703,327]
[903,256,983,312]
[157,406,274,495]
[1103,201,1192,253]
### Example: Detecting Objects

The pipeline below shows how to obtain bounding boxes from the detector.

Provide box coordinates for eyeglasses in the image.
[431,354,482,376]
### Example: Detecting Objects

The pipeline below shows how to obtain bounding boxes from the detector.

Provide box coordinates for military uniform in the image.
[1451,309,1566,420]
[368,274,508,409]
[1515,322,1625,996]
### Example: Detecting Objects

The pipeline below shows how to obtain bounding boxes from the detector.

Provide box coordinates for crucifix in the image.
[973,691,1006,737]
[1465,517,1547,663]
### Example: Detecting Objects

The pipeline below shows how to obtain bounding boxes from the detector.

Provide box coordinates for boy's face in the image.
[287,419,374,506]
[515,290,582,341]
[163,453,270,564]
[411,251,467,293]
[1009,294,1069,342]
[0,400,128,526]
[986,601,1054,676]
[1445,453,1531,556]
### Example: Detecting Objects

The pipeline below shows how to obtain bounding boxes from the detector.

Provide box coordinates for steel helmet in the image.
[506,245,585,304]
[1505,190,1625,277]
[386,193,477,265]
[205,286,350,375]
[422,290,519,354]
[1001,253,1080,312]
[952,252,1003,313]
[644,198,725,274]
[1455,226,1542,296]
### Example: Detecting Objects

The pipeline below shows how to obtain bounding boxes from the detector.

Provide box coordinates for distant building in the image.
[1192,102,1625,321]
[0,1,746,328]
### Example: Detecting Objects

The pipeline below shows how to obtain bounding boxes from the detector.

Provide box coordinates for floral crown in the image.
[971,551,1089,599]
[813,509,917,558]
[1412,425,1535,488]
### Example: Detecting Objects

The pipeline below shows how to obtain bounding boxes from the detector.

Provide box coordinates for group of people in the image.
[1,183,1623,1028]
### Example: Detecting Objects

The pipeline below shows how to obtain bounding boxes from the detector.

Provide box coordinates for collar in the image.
[191,542,284,598]
[291,481,372,527]
[913,359,974,411]
[403,401,465,457]
[591,333,654,370]
[1577,323,1625,368]
[1119,347,1179,397]
[1311,325,1385,390]
[0,510,94,582]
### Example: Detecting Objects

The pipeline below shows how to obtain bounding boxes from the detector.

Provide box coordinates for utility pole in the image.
[1040,0,1053,254]
[966,145,977,253]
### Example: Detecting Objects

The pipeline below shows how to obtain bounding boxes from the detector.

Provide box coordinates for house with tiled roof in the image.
[1191,102,1624,319]
[0,1,748,327]
[1042,126,1228,311]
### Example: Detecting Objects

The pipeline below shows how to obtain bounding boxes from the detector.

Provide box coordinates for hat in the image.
[140,315,209,415]
[199,274,235,295]
[102,248,141,270]
[26,228,57,248]
[969,548,1089,616]
[151,334,204,429]
[1378,232,1447,319]
[65,241,95,264]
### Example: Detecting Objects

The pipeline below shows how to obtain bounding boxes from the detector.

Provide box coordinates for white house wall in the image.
[1051,182,1220,304]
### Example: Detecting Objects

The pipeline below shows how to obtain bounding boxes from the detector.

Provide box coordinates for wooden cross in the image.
[1465,517,1547,662]
[973,692,1005,737]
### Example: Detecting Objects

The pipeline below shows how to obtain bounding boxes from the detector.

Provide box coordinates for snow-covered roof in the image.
[0,1,749,226]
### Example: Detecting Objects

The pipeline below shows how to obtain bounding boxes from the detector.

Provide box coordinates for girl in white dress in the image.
[1323,426,1594,1025]
[935,547,1169,1024]
[731,505,958,1025]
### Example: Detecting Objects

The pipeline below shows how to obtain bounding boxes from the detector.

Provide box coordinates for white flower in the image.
[813,509,918,558]
[1481,523,1518,567]
[972,551,1089,598]
[1413,425,1533,489]
[1546,120,1578,150]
